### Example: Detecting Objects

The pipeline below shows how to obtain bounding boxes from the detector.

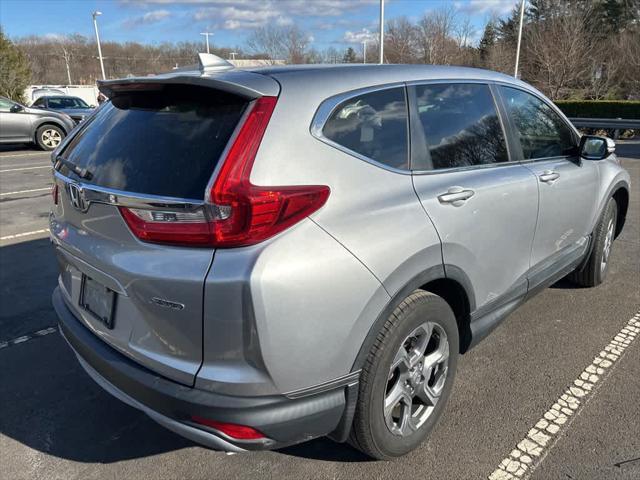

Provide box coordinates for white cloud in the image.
[343,28,375,43]
[123,0,376,31]
[123,9,171,28]
[194,5,293,30]
[454,0,516,16]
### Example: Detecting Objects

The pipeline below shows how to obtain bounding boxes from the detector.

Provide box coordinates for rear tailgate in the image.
[51,74,279,386]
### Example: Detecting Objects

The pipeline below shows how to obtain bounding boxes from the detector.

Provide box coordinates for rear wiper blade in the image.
[54,155,93,180]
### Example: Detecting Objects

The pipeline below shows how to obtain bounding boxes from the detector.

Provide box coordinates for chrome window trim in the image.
[53,170,205,212]
[411,160,524,176]
[310,82,411,175]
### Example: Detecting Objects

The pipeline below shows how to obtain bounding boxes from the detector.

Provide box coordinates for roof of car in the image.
[249,63,520,84]
[101,62,540,103]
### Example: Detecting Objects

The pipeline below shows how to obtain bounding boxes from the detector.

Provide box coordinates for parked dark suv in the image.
[32,95,94,124]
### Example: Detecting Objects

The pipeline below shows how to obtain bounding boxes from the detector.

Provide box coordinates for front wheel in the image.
[569,197,617,287]
[349,290,458,459]
[36,124,65,151]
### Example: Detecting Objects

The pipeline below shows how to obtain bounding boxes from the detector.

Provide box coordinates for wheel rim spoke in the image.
[601,219,614,273]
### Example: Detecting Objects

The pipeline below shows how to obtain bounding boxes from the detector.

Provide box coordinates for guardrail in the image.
[569,118,640,130]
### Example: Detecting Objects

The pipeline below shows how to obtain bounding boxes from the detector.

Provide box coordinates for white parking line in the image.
[0,165,51,173]
[0,228,49,241]
[0,187,51,196]
[0,326,57,350]
[0,152,48,159]
[488,311,640,480]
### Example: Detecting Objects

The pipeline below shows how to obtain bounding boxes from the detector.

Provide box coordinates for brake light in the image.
[120,96,330,248]
[190,416,265,440]
[51,184,59,205]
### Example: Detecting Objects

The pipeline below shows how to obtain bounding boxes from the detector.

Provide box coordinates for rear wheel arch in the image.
[352,266,474,373]
[419,276,472,353]
[611,186,629,239]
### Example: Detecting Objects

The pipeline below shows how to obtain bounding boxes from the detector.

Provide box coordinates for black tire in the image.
[349,290,458,459]
[569,197,617,287]
[35,124,65,151]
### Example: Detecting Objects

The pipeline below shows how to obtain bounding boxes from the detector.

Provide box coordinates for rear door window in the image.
[322,87,409,170]
[411,83,509,170]
[58,85,248,199]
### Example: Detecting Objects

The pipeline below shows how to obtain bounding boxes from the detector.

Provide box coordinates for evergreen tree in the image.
[478,20,497,63]
[0,29,31,102]
[342,47,357,63]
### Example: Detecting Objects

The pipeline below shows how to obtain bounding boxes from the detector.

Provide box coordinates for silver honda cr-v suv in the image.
[51,54,630,459]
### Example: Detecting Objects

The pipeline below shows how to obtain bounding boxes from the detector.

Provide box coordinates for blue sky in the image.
[0,0,517,51]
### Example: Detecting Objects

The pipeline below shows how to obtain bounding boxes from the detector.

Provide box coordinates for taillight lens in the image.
[120,207,215,247]
[120,96,330,248]
[190,416,265,440]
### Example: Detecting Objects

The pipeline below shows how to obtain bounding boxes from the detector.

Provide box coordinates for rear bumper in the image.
[53,287,346,451]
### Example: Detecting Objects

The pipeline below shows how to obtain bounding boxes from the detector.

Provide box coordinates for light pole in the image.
[379,0,384,64]
[92,11,106,80]
[514,0,526,78]
[200,32,213,54]
[362,40,367,64]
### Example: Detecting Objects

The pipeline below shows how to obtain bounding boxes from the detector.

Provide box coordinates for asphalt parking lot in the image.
[0,142,638,480]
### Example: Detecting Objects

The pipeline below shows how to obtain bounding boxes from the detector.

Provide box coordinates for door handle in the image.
[437,186,475,206]
[539,170,560,183]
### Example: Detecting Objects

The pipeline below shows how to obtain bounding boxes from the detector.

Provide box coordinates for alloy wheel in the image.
[383,321,449,436]
[41,129,62,148]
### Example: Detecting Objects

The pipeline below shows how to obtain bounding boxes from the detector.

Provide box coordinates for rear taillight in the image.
[51,184,59,205]
[119,207,214,247]
[120,96,330,248]
[190,416,265,440]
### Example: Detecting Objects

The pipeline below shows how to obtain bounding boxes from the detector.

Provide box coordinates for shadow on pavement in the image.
[0,144,40,153]
[0,237,367,464]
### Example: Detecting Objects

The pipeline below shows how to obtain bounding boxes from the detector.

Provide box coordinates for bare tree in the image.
[385,17,417,63]
[247,25,310,64]
[524,5,595,99]
[415,7,460,65]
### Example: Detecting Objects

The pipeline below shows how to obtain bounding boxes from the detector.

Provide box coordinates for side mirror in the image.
[579,135,615,160]
[9,104,24,113]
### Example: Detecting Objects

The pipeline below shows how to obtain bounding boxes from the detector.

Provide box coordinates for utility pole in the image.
[362,40,367,64]
[92,11,106,80]
[379,0,384,64]
[200,32,213,54]
[514,0,525,78]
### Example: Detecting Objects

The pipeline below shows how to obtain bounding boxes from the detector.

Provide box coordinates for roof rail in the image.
[198,53,235,73]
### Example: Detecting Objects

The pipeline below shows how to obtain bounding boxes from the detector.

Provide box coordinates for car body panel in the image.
[50,176,213,386]
[413,164,538,309]
[197,218,390,395]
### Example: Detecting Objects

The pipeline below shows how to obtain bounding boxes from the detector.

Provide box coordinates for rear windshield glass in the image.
[58,85,247,199]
